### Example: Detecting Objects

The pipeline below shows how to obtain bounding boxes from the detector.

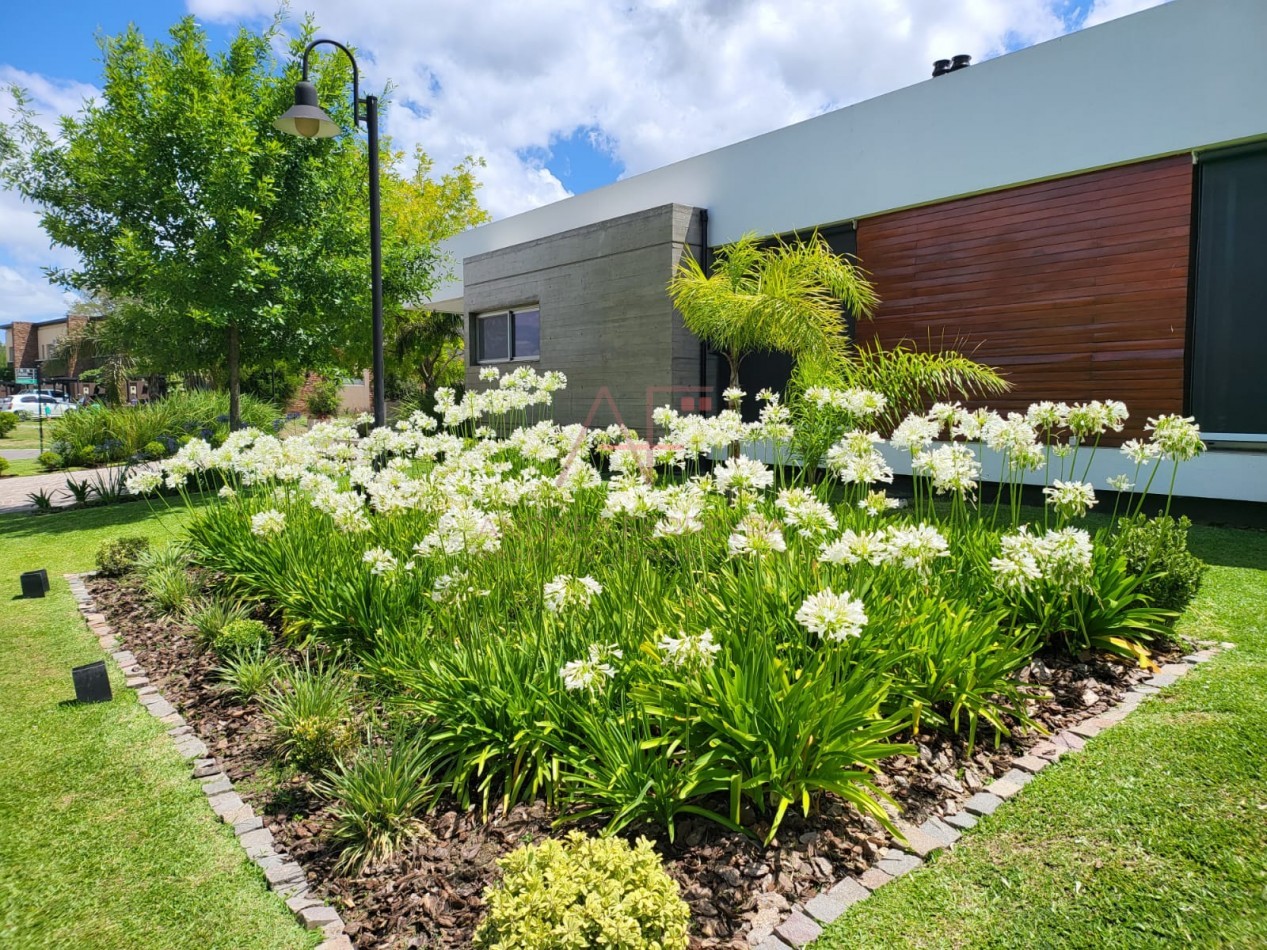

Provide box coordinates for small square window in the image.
[474,307,540,364]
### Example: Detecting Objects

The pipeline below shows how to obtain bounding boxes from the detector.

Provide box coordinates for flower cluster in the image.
[543,574,603,613]
[559,643,622,693]
[990,526,1094,594]
[796,589,868,641]
[658,629,721,670]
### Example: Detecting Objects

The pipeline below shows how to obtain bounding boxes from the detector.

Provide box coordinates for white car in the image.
[3,393,74,418]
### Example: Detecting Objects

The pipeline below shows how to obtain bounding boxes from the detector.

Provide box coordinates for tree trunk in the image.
[227,322,241,431]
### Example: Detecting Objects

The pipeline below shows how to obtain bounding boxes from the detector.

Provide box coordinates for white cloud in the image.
[0,264,77,323]
[186,0,1084,219]
[1082,0,1169,29]
[0,71,96,321]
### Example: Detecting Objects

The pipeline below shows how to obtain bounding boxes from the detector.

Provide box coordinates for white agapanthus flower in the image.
[431,570,490,605]
[362,547,399,576]
[1121,439,1162,465]
[1025,401,1070,430]
[885,523,951,573]
[543,574,603,612]
[1107,474,1135,492]
[858,490,903,517]
[991,525,1093,594]
[1042,479,1098,518]
[722,386,746,406]
[727,513,787,558]
[126,471,162,495]
[913,444,981,495]
[714,456,774,496]
[890,414,940,451]
[659,628,721,670]
[218,485,237,499]
[819,529,890,567]
[774,488,837,537]
[559,643,622,693]
[250,509,286,537]
[1146,414,1205,462]
[796,589,868,641]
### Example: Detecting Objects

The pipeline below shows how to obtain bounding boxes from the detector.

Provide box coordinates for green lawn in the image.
[0,499,313,950]
[1,419,53,451]
[815,522,1267,949]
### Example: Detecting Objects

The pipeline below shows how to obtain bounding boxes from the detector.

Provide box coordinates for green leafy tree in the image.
[1,16,482,427]
[668,232,880,393]
[382,149,488,398]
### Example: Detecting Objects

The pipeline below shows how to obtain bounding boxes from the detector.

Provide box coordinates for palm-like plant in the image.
[668,232,879,392]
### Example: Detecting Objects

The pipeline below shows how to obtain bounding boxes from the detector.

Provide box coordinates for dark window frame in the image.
[473,306,541,365]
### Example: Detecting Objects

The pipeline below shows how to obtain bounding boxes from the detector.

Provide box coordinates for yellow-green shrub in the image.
[474,832,689,950]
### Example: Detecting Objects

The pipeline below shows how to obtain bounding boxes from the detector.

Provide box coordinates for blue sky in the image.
[0,0,1164,325]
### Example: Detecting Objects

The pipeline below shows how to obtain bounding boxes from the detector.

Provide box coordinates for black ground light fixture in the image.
[20,570,47,598]
[275,38,386,428]
[71,660,113,704]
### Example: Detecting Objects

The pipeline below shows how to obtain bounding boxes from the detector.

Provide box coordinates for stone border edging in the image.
[751,643,1231,949]
[65,572,352,950]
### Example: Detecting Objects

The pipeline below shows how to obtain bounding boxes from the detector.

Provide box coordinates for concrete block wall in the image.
[462,203,711,435]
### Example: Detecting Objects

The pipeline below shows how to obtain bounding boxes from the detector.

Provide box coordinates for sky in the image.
[0,0,1168,326]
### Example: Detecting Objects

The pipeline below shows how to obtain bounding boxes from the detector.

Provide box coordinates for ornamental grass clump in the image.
[473,832,689,950]
[319,738,435,872]
[133,366,1211,842]
[262,661,360,774]
[216,648,287,700]
[188,596,254,647]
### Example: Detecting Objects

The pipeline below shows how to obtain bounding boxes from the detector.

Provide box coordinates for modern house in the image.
[424,0,1267,503]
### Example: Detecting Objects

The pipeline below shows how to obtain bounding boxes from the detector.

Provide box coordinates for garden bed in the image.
[88,572,1166,948]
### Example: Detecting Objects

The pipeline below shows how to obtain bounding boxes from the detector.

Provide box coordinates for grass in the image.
[0,498,314,950]
[814,522,1267,949]
[0,419,51,451]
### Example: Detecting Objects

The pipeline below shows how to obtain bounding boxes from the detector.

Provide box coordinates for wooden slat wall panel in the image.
[855,156,1192,441]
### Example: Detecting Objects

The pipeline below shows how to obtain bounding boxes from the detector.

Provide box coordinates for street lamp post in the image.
[274,39,386,428]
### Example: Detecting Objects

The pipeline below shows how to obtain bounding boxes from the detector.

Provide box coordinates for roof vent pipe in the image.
[949,54,972,71]
[932,59,951,77]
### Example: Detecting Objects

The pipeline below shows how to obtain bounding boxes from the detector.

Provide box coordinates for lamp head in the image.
[274,81,340,138]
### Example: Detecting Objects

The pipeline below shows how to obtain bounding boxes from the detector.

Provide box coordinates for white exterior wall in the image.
[427,0,1267,310]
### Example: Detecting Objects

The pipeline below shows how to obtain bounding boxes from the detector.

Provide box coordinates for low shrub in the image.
[473,832,690,950]
[0,410,17,437]
[305,377,342,418]
[143,440,169,460]
[95,536,151,576]
[1115,514,1207,614]
[216,648,288,700]
[319,738,435,872]
[0,457,8,476]
[188,596,254,647]
[213,618,271,655]
[262,662,360,774]
[37,450,65,471]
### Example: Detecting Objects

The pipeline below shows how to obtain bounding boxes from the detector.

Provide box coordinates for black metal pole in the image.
[36,361,43,453]
[366,95,385,428]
